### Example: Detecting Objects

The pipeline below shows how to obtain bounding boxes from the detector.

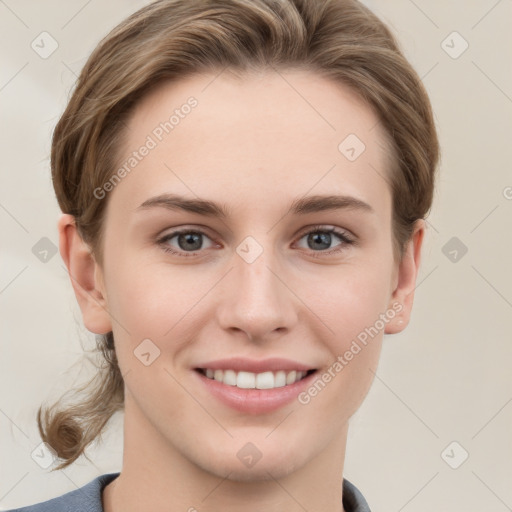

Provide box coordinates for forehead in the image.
[108,68,392,222]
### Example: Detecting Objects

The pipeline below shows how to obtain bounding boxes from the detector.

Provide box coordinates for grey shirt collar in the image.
[8,472,371,512]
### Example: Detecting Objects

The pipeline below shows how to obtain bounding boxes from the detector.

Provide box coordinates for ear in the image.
[58,214,112,334]
[384,219,425,334]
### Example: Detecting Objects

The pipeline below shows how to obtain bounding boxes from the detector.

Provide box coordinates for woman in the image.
[6,0,439,510]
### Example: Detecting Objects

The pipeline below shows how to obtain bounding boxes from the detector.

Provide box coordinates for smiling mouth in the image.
[195,368,317,390]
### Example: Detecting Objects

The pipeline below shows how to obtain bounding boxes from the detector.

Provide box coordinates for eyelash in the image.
[157,225,355,259]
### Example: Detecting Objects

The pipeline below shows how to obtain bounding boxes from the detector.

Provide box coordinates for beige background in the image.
[1,1,511,510]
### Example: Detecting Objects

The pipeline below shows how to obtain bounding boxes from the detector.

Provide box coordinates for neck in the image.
[103,393,348,512]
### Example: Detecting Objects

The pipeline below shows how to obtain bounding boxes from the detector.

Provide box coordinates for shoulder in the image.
[343,477,372,512]
[6,473,368,511]
[3,473,120,512]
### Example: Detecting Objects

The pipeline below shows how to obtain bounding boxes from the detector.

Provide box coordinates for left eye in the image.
[295,226,354,254]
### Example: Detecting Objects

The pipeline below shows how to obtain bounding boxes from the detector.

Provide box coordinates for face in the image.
[81,69,412,481]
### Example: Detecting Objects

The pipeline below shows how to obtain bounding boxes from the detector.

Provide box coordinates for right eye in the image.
[157,229,218,257]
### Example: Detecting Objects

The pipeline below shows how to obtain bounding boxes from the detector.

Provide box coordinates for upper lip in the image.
[194,357,316,373]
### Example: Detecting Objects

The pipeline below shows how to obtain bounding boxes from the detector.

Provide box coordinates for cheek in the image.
[295,262,391,406]
[301,260,393,346]
[104,256,195,334]
[296,268,389,421]
[103,259,216,379]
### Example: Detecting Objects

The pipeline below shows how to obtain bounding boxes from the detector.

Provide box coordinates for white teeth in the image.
[256,371,274,389]
[224,369,237,386]
[237,371,255,388]
[201,368,311,389]
[286,370,297,385]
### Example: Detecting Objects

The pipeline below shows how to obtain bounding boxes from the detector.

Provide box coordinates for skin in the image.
[59,68,424,512]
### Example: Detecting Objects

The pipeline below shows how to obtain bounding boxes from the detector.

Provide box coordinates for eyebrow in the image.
[136,193,374,217]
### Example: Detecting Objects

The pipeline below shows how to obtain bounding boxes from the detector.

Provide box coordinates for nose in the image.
[216,247,298,343]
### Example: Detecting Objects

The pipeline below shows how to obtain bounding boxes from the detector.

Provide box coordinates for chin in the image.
[197,443,309,483]
[208,460,300,483]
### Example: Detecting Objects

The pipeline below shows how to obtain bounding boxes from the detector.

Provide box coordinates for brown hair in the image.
[40,0,440,469]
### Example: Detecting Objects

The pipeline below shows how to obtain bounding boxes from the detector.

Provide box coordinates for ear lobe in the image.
[384,219,425,335]
[58,214,112,334]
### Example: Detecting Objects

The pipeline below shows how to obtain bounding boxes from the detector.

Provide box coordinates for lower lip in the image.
[193,369,318,415]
